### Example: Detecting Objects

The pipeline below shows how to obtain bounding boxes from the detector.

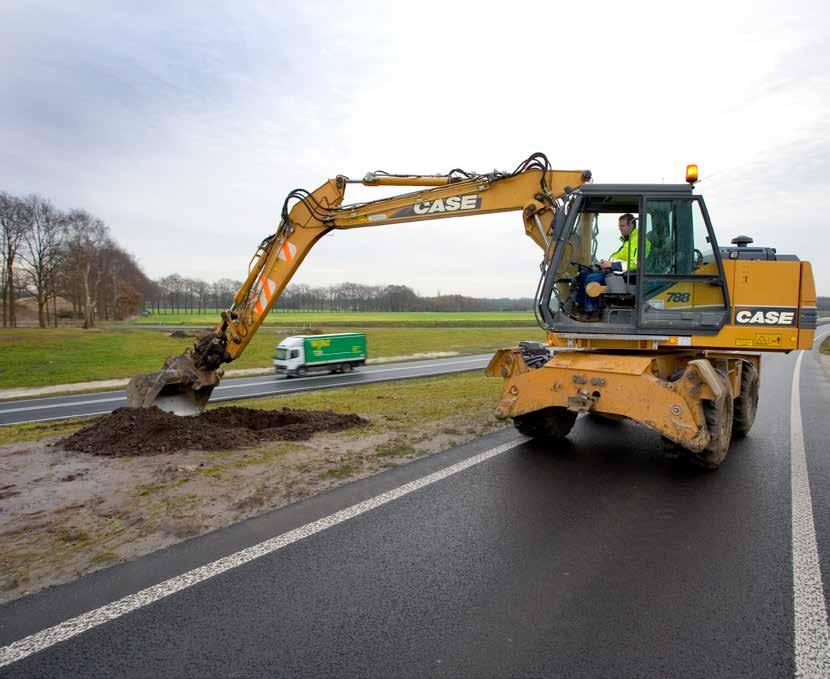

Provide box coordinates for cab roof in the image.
[578,183,693,194]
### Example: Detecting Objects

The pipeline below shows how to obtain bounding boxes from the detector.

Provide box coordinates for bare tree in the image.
[63,209,111,328]
[0,192,32,327]
[19,195,64,328]
[159,274,184,312]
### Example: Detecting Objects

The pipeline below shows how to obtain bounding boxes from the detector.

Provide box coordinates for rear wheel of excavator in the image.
[691,371,734,470]
[732,361,759,438]
[513,407,577,440]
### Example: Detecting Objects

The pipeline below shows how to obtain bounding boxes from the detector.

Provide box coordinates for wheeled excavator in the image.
[127,153,817,468]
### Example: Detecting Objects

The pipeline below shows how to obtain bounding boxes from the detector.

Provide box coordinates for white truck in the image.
[273,332,367,377]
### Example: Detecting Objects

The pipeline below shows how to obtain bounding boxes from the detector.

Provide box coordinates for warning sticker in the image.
[754,334,782,347]
[735,338,754,347]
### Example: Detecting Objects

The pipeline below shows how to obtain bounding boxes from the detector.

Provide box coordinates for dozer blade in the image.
[126,353,222,416]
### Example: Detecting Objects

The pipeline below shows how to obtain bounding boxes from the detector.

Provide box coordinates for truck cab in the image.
[274,336,306,376]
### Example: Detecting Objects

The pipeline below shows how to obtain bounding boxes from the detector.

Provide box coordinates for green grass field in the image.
[0,325,545,389]
[131,310,537,327]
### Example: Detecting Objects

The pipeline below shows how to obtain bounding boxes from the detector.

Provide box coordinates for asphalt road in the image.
[0,338,828,678]
[0,354,492,427]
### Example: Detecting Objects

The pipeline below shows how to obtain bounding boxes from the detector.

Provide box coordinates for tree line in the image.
[148,279,535,314]
[1,192,156,328]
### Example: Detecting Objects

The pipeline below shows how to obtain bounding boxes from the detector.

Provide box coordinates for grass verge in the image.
[0,325,543,390]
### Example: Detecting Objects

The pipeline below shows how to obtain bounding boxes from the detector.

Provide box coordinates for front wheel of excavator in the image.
[690,371,734,470]
[512,407,577,440]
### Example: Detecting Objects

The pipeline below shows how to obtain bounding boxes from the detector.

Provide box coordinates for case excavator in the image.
[127,154,817,468]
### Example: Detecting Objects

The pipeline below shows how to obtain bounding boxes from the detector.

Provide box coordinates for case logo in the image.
[734,307,796,326]
[392,194,481,218]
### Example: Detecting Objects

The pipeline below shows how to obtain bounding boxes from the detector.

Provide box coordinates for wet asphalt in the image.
[0,343,828,678]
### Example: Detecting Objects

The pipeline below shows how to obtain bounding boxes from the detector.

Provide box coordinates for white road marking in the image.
[791,330,830,678]
[215,356,489,390]
[0,436,526,668]
[0,362,488,427]
[0,357,490,415]
[0,396,124,415]
[0,411,114,425]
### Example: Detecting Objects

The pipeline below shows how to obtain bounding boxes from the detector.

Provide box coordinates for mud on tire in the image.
[691,370,734,470]
[732,361,759,439]
[512,407,577,440]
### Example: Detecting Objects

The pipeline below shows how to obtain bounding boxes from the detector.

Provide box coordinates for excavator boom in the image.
[127,154,590,413]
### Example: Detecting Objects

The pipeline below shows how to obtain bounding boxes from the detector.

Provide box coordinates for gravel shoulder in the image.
[0,372,507,603]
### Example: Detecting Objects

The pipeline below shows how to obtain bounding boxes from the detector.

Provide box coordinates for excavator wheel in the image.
[732,361,759,439]
[690,370,734,470]
[513,407,577,440]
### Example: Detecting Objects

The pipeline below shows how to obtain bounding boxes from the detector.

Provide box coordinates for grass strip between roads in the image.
[0,325,543,390]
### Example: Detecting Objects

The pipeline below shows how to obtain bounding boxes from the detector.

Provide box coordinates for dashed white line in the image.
[791,330,830,678]
[0,436,526,668]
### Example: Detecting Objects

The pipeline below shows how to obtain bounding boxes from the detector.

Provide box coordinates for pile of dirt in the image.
[61,406,368,457]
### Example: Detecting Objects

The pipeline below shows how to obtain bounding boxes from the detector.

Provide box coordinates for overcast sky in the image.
[1,0,828,297]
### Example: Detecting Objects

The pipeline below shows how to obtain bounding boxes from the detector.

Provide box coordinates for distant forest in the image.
[148,276,535,313]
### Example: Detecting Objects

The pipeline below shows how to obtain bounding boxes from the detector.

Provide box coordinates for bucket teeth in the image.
[126,353,222,415]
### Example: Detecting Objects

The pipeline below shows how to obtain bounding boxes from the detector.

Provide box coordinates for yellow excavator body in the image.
[127,154,815,468]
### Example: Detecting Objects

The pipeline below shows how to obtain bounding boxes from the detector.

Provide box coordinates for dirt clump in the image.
[61,406,367,457]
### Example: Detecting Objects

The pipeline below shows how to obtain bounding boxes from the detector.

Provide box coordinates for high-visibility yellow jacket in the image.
[608,228,650,272]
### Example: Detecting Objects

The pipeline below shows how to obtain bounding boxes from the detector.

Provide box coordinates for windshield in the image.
[275,347,288,360]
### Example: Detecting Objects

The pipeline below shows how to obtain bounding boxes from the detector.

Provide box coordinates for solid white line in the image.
[0,362,488,427]
[209,366,487,403]
[215,356,489,390]
[0,396,124,415]
[0,436,526,668]
[0,357,490,411]
[0,411,113,426]
[791,330,830,678]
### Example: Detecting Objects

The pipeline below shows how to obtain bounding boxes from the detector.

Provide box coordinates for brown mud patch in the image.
[61,406,367,456]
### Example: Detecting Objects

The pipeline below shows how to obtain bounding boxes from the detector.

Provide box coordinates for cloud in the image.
[1,0,828,295]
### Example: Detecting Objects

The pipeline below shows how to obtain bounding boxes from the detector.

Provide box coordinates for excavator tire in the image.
[732,361,759,438]
[513,407,577,440]
[691,370,734,470]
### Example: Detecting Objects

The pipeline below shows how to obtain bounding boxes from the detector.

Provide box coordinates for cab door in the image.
[637,196,730,332]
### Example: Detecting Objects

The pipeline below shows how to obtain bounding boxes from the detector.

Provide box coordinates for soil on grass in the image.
[61,406,367,456]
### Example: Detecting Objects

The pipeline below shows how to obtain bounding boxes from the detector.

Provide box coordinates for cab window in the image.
[640,197,727,329]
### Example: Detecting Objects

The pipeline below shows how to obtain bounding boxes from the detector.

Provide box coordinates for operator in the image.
[598,213,647,273]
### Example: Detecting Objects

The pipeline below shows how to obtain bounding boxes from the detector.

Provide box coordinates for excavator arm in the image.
[126,154,591,414]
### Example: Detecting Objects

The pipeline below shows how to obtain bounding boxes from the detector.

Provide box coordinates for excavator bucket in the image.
[126,352,222,416]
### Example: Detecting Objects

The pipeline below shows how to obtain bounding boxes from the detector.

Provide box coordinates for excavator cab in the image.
[538,183,730,337]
